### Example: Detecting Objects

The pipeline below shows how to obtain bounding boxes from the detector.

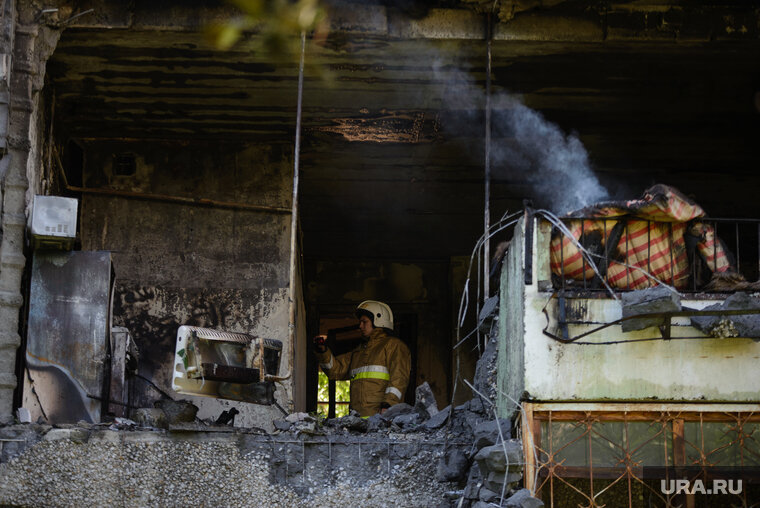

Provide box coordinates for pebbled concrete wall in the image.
[0,426,455,508]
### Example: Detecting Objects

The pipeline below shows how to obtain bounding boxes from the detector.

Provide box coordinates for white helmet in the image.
[356,300,394,330]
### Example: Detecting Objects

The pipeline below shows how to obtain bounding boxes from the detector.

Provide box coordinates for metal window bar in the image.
[582,220,586,290]
[553,217,760,293]
[531,410,760,508]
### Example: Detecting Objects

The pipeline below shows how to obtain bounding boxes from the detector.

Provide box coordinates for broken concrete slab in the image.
[423,406,450,431]
[436,446,469,482]
[133,408,168,429]
[153,399,198,424]
[473,418,511,450]
[337,415,368,432]
[43,428,91,443]
[285,412,313,423]
[415,381,439,419]
[505,488,545,508]
[478,486,500,503]
[366,413,387,432]
[478,295,499,332]
[484,470,522,493]
[691,292,760,338]
[621,285,681,332]
[381,402,415,421]
[273,420,291,432]
[475,441,523,473]
[392,412,421,428]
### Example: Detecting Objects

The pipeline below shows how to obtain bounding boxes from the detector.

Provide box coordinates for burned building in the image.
[0,0,759,506]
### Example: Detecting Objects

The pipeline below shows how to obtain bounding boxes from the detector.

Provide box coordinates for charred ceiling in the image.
[45,1,760,259]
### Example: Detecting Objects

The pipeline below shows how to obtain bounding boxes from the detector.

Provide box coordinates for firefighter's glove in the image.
[312,335,327,354]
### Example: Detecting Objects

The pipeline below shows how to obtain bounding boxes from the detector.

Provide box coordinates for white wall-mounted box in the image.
[29,195,78,250]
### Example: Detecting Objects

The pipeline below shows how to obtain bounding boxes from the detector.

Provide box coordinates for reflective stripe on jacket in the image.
[316,328,411,417]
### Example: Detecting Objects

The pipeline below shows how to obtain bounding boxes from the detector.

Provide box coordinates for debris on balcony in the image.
[691,292,760,339]
[620,285,681,332]
[549,184,758,293]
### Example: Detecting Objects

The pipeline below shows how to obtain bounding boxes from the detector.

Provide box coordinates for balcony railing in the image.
[549,217,760,294]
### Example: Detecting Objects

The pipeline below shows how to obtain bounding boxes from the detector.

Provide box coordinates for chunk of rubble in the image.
[504,488,544,508]
[273,420,292,432]
[154,399,198,424]
[423,406,450,431]
[621,285,681,332]
[691,292,760,339]
[337,415,368,432]
[380,402,415,421]
[285,412,313,423]
[473,418,511,450]
[436,446,469,482]
[415,381,439,419]
[392,412,420,429]
[475,441,523,493]
[133,408,168,429]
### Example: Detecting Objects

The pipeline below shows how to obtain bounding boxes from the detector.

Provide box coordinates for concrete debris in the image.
[475,441,523,495]
[154,399,198,424]
[380,403,415,421]
[273,420,292,432]
[478,487,500,503]
[415,381,439,419]
[621,285,681,332]
[473,337,499,404]
[285,412,312,423]
[475,442,523,473]
[43,428,90,443]
[436,446,469,482]
[336,415,368,433]
[504,488,545,508]
[132,408,168,429]
[16,408,31,424]
[392,412,420,429]
[691,292,760,339]
[473,418,511,450]
[423,406,450,430]
[478,295,499,332]
[366,413,386,432]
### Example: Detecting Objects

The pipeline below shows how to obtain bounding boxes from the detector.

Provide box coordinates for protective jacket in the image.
[316,328,411,417]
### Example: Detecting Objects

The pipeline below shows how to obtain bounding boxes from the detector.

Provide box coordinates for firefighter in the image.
[314,300,411,417]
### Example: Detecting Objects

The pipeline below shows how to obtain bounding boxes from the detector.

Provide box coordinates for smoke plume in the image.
[492,96,610,214]
[428,47,610,214]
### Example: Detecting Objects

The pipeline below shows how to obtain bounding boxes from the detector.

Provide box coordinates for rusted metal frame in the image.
[543,307,760,344]
[522,402,538,494]
[582,220,587,290]
[534,410,760,423]
[672,418,696,508]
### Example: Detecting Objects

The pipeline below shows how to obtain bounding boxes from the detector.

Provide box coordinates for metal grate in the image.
[524,407,760,507]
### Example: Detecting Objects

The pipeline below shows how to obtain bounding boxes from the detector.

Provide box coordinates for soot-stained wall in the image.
[77,139,295,428]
